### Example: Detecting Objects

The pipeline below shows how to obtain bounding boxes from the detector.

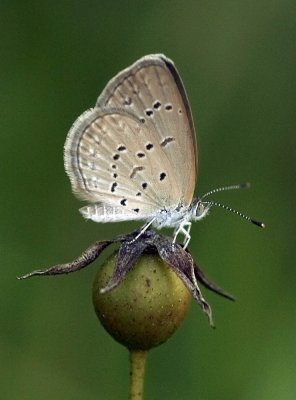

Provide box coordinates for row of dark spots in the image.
[112,148,148,178]
[119,198,139,213]
[129,143,153,158]
[120,195,142,204]
[123,96,161,110]
[112,166,165,190]
[144,100,162,118]
[115,145,150,160]
[164,104,183,114]
[145,101,173,117]
[140,108,180,123]
[113,144,127,160]
[114,175,163,192]
[132,172,165,182]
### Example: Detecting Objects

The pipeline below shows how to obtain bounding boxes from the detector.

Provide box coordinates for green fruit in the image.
[93,251,191,350]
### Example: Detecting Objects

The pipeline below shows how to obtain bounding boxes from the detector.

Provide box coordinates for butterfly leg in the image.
[173,221,192,249]
[182,222,192,249]
[129,218,156,244]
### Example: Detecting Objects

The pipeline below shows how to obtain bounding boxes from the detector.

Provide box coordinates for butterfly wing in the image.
[96,54,197,206]
[64,54,197,223]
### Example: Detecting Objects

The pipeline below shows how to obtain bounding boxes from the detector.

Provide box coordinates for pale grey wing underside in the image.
[64,108,182,216]
[96,54,197,205]
[64,54,197,222]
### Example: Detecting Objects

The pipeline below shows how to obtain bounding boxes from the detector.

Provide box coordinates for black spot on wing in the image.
[153,101,161,109]
[130,166,144,179]
[137,152,145,158]
[146,143,153,150]
[160,137,175,147]
[117,145,126,152]
[145,109,153,117]
[111,182,118,192]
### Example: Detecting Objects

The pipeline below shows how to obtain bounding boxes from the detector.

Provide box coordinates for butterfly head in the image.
[191,198,212,222]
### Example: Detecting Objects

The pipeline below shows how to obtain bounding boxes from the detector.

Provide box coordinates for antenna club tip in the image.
[251,219,265,228]
[240,182,251,189]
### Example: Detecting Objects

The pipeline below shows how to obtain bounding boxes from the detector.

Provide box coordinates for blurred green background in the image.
[1,1,295,399]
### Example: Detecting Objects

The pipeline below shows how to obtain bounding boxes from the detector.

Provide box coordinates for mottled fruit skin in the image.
[93,251,191,350]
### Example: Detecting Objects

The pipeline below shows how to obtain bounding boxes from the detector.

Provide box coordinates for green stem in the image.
[129,350,148,400]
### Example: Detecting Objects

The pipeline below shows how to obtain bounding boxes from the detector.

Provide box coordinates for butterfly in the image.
[64,54,264,248]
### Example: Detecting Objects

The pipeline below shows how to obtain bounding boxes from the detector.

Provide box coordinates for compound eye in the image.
[196,202,205,217]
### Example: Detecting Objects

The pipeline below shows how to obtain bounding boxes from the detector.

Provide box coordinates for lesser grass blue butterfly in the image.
[64,54,264,248]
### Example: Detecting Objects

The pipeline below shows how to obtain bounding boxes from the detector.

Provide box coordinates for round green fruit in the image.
[92,251,191,350]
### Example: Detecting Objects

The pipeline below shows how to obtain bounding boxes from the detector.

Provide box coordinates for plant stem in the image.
[129,350,148,400]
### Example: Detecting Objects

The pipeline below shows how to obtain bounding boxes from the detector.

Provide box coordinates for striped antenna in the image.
[205,200,265,228]
[201,182,250,200]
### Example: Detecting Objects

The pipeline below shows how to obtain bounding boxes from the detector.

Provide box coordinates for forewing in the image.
[96,54,197,205]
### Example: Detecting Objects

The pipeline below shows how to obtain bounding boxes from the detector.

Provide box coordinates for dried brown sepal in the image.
[17,240,112,279]
[193,261,235,301]
[18,229,233,325]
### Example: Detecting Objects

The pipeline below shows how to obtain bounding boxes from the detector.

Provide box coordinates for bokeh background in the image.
[1,1,295,399]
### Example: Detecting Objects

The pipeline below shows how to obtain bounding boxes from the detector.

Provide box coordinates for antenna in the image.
[205,200,265,228]
[200,182,265,228]
[201,182,250,199]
